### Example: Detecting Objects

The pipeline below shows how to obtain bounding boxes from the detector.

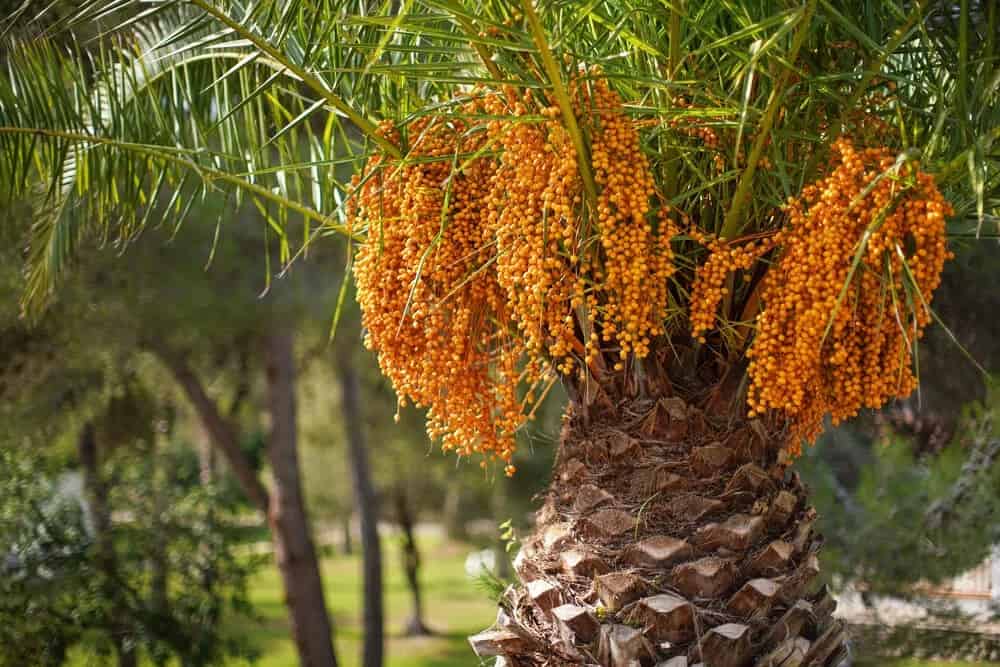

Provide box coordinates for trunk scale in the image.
[470,383,846,667]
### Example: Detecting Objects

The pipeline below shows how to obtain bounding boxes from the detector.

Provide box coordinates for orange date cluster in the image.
[747,138,952,453]
[350,82,675,471]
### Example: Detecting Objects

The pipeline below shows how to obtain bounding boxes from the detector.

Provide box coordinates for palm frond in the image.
[1,0,998,318]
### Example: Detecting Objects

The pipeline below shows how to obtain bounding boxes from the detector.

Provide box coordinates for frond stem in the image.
[720,0,816,240]
[0,126,357,238]
[838,0,930,132]
[187,0,402,159]
[519,0,598,211]
[663,0,684,200]
[452,14,505,81]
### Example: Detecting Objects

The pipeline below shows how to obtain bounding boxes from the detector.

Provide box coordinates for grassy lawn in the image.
[228,537,497,667]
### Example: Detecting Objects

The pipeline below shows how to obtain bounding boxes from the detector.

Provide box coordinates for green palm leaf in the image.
[0,0,997,317]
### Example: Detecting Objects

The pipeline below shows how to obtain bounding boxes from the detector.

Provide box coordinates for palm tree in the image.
[2,2,998,665]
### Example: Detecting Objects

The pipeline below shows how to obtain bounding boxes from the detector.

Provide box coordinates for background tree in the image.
[0,426,259,667]
[0,200,351,666]
[3,2,1000,666]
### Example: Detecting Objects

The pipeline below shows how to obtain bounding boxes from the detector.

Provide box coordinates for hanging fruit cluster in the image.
[350,81,676,471]
[583,80,677,366]
[746,138,952,453]
[688,232,777,342]
[349,108,522,469]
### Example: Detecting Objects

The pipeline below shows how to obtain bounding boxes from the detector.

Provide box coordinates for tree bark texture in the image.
[337,342,385,667]
[469,374,846,667]
[264,329,339,667]
[393,486,431,636]
[78,423,137,667]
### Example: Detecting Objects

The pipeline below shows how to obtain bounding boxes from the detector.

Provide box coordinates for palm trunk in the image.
[78,423,137,667]
[392,486,431,636]
[264,329,339,667]
[470,367,846,667]
[336,342,385,667]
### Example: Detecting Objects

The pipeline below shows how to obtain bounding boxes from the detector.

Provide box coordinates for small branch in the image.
[146,336,270,513]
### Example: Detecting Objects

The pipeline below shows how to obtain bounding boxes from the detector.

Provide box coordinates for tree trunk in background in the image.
[264,329,339,667]
[196,421,218,487]
[78,423,137,667]
[442,479,468,541]
[341,514,354,556]
[151,341,270,512]
[392,486,431,636]
[336,341,384,667]
[469,367,847,666]
[153,335,338,667]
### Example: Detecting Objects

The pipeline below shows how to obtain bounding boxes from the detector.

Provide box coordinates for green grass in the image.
[228,537,497,667]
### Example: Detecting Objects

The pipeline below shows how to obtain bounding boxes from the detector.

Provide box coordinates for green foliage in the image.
[0,450,96,666]
[800,385,1000,593]
[1,0,998,317]
[0,446,261,666]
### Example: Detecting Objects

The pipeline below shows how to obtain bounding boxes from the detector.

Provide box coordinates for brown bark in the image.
[78,423,137,667]
[336,342,385,667]
[341,514,354,556]
[149,339,270,512]
[392,486,431,636]
[469,370,846,667]
[152,335,338,667]
[264,329,339,667]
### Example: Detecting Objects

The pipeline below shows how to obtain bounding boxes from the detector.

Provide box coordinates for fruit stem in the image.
[520,0,599,213]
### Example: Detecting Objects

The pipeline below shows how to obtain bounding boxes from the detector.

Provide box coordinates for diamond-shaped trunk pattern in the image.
[469,395,846,666]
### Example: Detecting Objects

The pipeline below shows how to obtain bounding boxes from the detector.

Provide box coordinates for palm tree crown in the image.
[1,0,997,459]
